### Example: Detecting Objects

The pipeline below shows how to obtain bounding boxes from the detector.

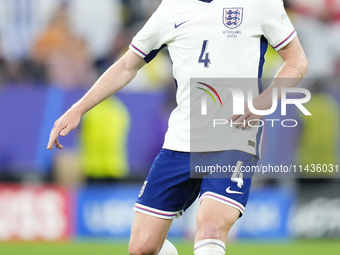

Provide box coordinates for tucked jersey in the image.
[129,0,296,156]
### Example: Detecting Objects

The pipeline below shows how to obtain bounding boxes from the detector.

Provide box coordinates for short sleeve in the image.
[259,0,297,51]
[129,2,166,63]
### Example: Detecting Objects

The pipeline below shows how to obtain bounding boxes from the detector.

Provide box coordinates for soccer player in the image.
[47,0,308,254]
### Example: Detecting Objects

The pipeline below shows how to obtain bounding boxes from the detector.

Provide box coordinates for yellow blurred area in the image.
[80,97,130,179]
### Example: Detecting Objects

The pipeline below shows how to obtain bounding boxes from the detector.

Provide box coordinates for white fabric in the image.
[130,0,296,153]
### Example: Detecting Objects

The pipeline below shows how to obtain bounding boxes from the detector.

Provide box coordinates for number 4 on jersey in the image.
[198,40,211,68]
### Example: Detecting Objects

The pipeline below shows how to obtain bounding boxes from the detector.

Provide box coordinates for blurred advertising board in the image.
[0,185,73,240]
[290,180,340,238]
[75,184,186,238]
[291,197,340,238]
[231,187,296,239]
[75,185,297,240]
[75,185,138,238]
[0,184,297,241]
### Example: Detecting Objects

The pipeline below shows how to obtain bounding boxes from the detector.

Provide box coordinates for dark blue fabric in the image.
[258,35,268,83]
[144,44,167,63]
[255,36,268,157]
[137,149,258,214]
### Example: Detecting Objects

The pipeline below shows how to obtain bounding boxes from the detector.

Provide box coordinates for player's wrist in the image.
[70,102,86,117]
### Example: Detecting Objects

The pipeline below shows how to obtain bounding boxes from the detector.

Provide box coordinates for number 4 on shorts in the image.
[231,161,243,188]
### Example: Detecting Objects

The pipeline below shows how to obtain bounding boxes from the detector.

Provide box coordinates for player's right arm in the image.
[47,49,145,150]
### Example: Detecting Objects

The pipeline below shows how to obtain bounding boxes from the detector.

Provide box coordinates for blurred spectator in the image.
[4,61,31,85]
[33,4,73,63]
[53,95,131,187]
[97,26,134,73]
[67,0,122,61]
[0,44,5,85]
[0,0,122,61]
[102,25,173,92]
[122,0,161,27]
[32,4,96,88]
[79,97,130,184]
[0,0,122,86]
[0,0,60,61]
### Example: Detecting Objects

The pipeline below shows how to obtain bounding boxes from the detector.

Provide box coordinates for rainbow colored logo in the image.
[196,82,223,106]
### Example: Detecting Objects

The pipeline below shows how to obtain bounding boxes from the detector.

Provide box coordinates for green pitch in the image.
[0,239,339,255]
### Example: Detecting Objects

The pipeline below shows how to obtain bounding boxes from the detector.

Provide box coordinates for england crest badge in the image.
[223,8,243,29]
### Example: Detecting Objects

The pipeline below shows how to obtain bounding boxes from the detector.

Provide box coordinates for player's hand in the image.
[230,93,273,130]
[47,109,81,150]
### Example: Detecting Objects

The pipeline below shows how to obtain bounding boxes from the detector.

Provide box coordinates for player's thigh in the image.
[135,149,201,218]
[195,198,239,242]
[195,150,258,241]
[129,212,173,254]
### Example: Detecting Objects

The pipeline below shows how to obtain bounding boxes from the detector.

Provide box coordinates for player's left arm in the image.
[274,36,308,79]
[47,49,145,150]
[231,36,308,128]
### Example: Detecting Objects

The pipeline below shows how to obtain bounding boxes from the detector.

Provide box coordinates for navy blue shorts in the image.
[134,149,258,219]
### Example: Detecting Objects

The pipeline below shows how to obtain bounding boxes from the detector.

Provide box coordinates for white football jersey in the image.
[129,0,296,156]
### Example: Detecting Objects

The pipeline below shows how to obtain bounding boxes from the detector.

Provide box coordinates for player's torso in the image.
[161,0,265,152]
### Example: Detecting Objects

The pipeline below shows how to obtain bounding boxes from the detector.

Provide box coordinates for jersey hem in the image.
[129,44,147,58]
[273,30,297,51]
[162,145,260,158]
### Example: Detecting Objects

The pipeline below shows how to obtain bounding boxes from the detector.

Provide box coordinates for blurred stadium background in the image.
[0,0,340,254]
